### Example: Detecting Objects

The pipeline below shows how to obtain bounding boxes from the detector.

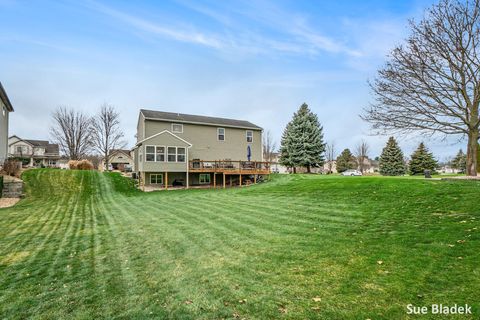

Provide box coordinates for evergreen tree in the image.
[379,137,406,176]
[452,149,467,173]
[279,103,325,173]
[408,142,438,175]
[336,148,356,173]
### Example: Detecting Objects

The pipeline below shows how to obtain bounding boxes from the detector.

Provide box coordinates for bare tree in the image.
[362,0,480,176]
[262,130,277,162]
[325,141,336,173]
[91,104,126,170]
[50,106,92,160]
[355,140,370,173]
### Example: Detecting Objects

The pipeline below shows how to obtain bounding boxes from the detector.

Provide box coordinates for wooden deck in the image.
[189,160,271,175]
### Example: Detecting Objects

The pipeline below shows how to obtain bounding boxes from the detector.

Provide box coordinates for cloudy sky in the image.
[0,0,465,160]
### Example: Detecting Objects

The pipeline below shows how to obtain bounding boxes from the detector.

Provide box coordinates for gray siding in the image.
[0,99,8,163]
[144,119,262,162]
[139,131,190,172]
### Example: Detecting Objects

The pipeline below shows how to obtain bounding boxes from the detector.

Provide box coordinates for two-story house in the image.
[133,109,269,189]
[8,136,60,167]
[0,82,14,164]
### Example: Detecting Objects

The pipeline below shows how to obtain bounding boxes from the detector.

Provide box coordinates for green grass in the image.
[1,170,479,319]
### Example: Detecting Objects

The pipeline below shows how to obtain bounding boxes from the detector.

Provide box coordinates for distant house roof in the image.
[140,109,262,130]
[0,82,14,112]
[12,137,59,154]
[109,149,132,156]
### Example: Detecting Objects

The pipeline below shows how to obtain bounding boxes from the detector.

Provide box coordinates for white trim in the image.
[217,127,225,141]
[136,130,192,147]
[145,145,156,162]
[156,145,166,162]
[171,123,183,133]
[176,146,186,163]
[246,130,253,143]
[167,146,177,162]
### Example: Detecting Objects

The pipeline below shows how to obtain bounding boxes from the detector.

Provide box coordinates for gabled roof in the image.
[109,149,132,156]
[9,136,59,154]
[0,82,14,112]
[140,109,262,130]
[136,130,192,147]
[26,139,49,146]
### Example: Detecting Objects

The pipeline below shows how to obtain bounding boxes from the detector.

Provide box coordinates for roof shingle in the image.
[141,109,262,130]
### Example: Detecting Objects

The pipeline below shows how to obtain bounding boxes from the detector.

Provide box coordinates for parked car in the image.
[341,169,362,176]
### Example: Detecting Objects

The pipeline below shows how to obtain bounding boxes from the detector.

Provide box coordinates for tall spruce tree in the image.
[379,137,406,176]
[452,149,466,173]
[336,148,356,173]
[279,103,325,173]
[408,142,438,175]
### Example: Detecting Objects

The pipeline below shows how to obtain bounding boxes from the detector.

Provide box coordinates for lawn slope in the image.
[0,170,479,319]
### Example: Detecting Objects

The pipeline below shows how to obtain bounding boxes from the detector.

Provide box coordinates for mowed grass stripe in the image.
[0,169,479,319]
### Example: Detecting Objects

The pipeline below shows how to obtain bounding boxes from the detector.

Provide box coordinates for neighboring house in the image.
[100,149,134,172]
[133,109,269,188]
[439,165,460,174]
[0,82,14,164]
[357,158,379,174]
[8,136,60,167]
[323,160,337,174]
[269,152,289,174]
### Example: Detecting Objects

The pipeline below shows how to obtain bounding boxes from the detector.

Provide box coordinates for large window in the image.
[156,146,165,162]
[177,147,186,162]
[172,123,183,133]
[167,147,176,162]
[199,174,211,184]
[217,128,225,141]
[146,146,155,162]
[150,174,163,184]
[246,130,253,143]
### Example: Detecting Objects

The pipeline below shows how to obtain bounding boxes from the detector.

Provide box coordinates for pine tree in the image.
[279,103,325,173]
[379,137,406,176]
[336,148,356,173]
[452,149,466,173]
[408,142,438,175]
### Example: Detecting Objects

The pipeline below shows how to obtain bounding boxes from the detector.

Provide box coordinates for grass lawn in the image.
[0,169,479,319]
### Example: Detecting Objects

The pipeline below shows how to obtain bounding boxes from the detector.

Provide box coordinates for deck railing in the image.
[189,160,271,173]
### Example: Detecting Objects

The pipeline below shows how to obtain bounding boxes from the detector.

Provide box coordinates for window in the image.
[2,106,5,117]
[150,174,163,184]
[246,130,253,143]
[199,174,211,184]
[218,128,225,141]
[177,147,186,162]
[168,147,177,162]
[172,123,183,133]
[139,151,143,162]
[16,146,23,154]
[156,146,165,162]
[146,146,155,162]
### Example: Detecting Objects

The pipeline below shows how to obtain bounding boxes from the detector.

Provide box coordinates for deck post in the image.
[165,172,168,190]
[223,173,226,189]
[213,173,216,188]
[239,174,242,186]
[254,174,257,184]
[230,175,232,187]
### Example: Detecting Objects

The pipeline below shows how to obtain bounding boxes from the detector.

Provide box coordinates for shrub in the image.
[69,160,94,170]
[2,160,21,177]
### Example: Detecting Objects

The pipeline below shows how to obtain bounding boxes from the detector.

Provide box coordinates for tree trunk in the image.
[293,167,296,174]
[466,128,478,176]
[306,165,311,173]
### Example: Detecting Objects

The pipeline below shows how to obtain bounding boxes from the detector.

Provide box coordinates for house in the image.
[269,152,289,174]
[133,109,269,188]
[100,149,134,172]
[0,82,14,164]
[8,136,60,167]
